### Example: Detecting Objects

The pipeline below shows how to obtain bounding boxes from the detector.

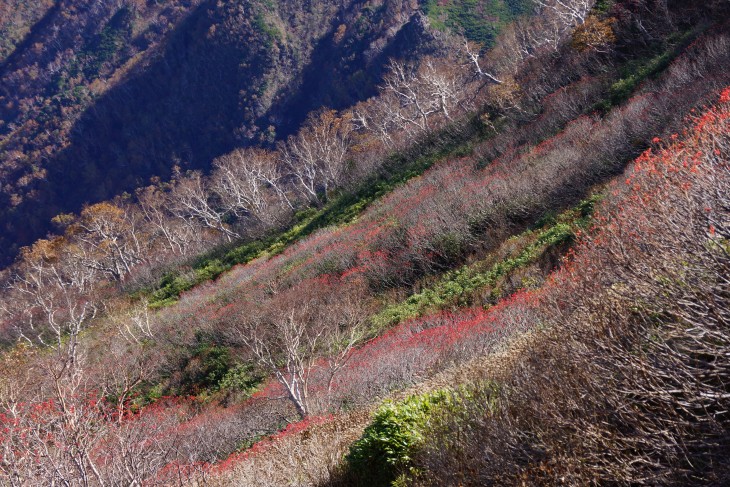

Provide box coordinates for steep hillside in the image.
[0,0,728,485]
[339,89,730,486]
[0,0,527,266]
[0,0,56,63]
[0,0,433,265]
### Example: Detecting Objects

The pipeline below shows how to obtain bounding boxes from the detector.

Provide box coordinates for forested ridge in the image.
[1,0,729,485]
[0,0,465,266]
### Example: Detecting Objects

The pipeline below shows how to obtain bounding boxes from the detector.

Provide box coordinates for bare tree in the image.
[382,59,439,134]
[167,170,239,241]
[2,238,97,350]
[234,277,372,417]
[461,38,504,85]
[0,237,110,486]
[70,201,149,281]
[282,110,355,204]
[211,147,292,226]
[381,57,471,136]
[535,0,593,28]
[137,184,201,256]
[353,99,397,151]
[239,305,320,418]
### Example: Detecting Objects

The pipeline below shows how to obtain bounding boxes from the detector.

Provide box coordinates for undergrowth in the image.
[595,26,702,112]
[346,384,499,487]
[142,28,687,310]
[143,117,493,308]
[370,194,601,331]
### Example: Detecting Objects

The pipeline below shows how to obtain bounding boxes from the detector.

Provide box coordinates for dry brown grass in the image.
[205,410,371,487]
[406,88,730,486]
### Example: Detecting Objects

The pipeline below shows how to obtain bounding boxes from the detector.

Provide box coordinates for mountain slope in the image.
[0,0,439,265]
[0,0,728,485]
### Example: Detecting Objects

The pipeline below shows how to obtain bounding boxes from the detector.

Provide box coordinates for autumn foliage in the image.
[406,88,730,485]
[1,1,729,485]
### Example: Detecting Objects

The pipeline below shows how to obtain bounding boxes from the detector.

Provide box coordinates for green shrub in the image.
[348,385,500,485]
[187,341,232,392]
[216,363,263,396]
[347,390,452,485]
[596,28,699,112]
[143,119,484,308]
[370,195,599,330]
[421,0,527,46]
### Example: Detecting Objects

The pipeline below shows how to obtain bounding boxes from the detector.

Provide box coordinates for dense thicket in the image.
[0,0,431,265]
[407,88,730,486]
[0,0,728,484]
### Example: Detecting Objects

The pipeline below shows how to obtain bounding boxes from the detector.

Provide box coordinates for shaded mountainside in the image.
[0,0,57,64]
[0,0,489,266]
[2,0,728,485]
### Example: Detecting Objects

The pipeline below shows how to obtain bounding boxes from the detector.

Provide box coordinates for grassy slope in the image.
[2,3,726,485]
[140,19,701,309]
[202,14,730,485]
[422,0,532,46]
[372,93,729,486]
[209,85,730,486]
[135,16,715,408]
[369,194,599,331]
[143,118,488,308]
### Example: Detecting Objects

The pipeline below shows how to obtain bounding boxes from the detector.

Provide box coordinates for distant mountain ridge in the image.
[1,0,481,266]
[1,1,729,484]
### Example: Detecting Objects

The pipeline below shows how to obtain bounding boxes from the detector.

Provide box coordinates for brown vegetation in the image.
[1,0,729,485]
[410,89,730,486]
